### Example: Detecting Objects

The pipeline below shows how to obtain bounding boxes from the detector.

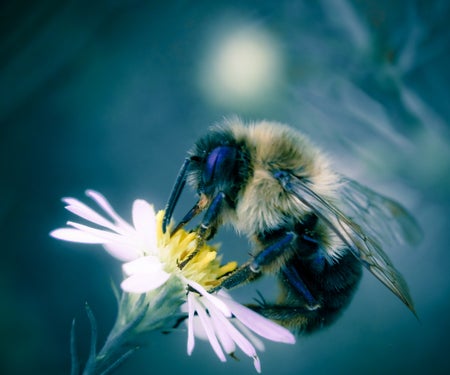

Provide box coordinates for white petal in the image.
[67,222,134,246]
[120,271,170,293]
[132,200,157,251]
[205,298,264,372]
[62,198,120,233]
[224,328,255,359]
[187,312,212,342]
[186,280,231,317]
[253,355,261,373]
[192,296,226,362]
[207,305,236,355]
[50,228,105,244]
[205,298,257,359]
[187,294,196,355]
[219,292,295,344]
[103,243,140,262]
[85,190,134,231]
[233,320,265,352]
[122,256,162,276]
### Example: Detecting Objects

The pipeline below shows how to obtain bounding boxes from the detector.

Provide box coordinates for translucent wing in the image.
[338,177,422,248]
[274,171,421,315]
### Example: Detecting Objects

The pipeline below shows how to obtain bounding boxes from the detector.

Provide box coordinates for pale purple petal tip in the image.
[253,355,261,373]
[220,292,296,344]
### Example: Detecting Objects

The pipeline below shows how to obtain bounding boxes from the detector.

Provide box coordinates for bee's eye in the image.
[203,146,237,185]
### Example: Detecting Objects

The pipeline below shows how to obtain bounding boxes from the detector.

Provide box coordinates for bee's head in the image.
[194,144,250,206]
[162,126,252,234]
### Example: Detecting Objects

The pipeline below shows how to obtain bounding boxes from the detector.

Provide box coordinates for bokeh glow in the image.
[199,22,284,109]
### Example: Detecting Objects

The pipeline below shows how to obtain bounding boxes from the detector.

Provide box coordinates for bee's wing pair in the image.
[276,172,422,315]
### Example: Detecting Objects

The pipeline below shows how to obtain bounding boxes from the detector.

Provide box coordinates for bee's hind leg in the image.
[281,264,321,310]
[213,231,297,291]
[215,231,320,311]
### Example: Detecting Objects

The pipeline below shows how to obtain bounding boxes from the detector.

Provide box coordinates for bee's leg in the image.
[235,232,319,309]
[215,231,297,291]
[214,260,261,291]
[281,264,320,310]
[178,192,225,269]
[219,231,320,309]
[196,191,225,239]
[163,157,191,233]
[170,200,203,236]
[249,232,296,272]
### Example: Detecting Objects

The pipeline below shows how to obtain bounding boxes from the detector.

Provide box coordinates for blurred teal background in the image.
[1,0,449,374]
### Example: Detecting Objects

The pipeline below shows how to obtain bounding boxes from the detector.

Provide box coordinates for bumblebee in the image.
[163,118,421,333]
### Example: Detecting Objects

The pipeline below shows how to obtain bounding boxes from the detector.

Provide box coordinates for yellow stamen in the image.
[155,211,237,289]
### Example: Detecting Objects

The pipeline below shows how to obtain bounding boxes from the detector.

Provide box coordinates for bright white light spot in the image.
[199,22,283,108]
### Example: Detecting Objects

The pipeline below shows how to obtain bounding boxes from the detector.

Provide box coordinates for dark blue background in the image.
[1,1,449,374]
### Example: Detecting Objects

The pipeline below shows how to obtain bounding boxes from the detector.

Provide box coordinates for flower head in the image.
[51,190,295,372]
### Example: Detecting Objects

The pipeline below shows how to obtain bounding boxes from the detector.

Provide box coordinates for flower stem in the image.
[74,279,186,375]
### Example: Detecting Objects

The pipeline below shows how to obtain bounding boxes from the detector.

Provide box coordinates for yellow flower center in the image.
[155,210,237,289]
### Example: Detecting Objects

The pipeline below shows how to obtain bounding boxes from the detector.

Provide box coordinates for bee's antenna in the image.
[163,157,191,233]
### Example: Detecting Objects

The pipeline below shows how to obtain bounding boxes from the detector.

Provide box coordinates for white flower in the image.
[183,286,296,373]
[51,190,296,372]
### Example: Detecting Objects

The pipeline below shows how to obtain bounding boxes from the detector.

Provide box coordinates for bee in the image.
[162,118,421,333]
